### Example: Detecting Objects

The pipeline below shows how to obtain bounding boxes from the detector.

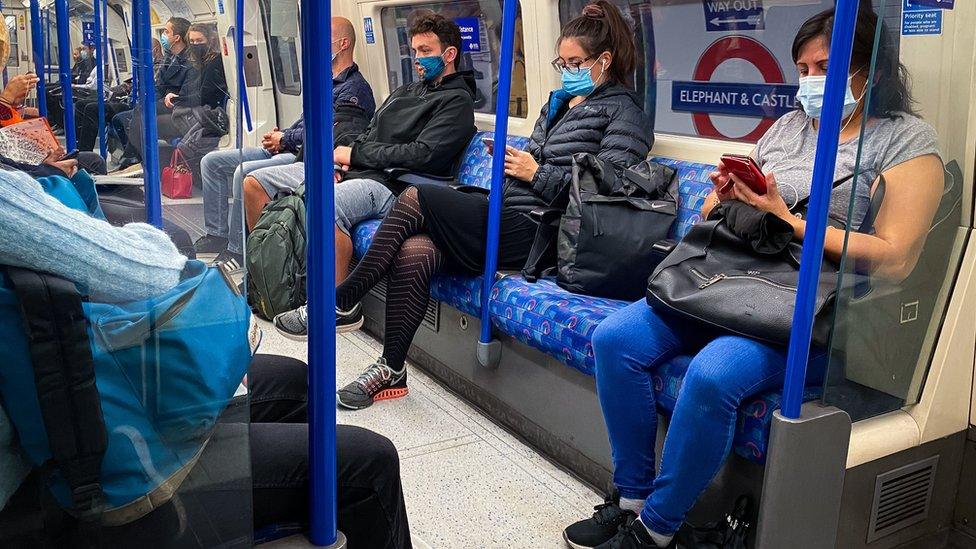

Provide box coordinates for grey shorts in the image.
[334,178,396,235]
[250,161,306,199]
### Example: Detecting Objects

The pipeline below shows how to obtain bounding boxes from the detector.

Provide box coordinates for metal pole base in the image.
[477,339,501,369]
[311,531,347,548]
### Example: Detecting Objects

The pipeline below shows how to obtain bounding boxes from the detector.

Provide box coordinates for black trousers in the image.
[0,355,411,548]
[127,106,183,163]
[248,356,413,548]
[75,99,130,152]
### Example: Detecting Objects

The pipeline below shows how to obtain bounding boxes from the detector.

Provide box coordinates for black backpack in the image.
[524,153,677,300]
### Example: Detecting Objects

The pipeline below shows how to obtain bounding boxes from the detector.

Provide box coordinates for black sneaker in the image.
[194,234,228,255]
[336,358,408,410]
[336,303,364,333]
[214,249,244,273]
[595,516,661,549]
[564,496,635,549]
[274,305,308,341]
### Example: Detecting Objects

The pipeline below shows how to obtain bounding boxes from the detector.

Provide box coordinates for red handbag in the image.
[162,148,193,199]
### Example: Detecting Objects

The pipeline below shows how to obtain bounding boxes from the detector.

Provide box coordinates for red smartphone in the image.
[720,154,767,195]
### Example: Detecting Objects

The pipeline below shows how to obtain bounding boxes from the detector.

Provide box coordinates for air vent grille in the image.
[369,278,440,332]
[867,456,938,543]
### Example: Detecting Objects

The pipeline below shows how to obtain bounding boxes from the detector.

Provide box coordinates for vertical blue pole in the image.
[44,9,51,80]
[128,7,138,107]
[133,0,160,227]
[478,0,518,345]
[29,0,47,117]
[54,0,76,150]
[234,0,253,148]
[93,0,106,157]
[300,0,338,545]
[780,0,861,419]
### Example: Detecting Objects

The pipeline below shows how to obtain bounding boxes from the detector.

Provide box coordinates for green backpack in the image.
[246,185,306,320]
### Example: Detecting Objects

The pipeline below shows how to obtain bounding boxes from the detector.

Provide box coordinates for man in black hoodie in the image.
[272,13,477,340]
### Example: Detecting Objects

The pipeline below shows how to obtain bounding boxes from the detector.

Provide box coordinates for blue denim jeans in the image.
[200,147,296,254]
[593,300,826,535]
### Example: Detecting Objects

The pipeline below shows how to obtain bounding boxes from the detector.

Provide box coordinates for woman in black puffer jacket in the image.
[321,0,653,409]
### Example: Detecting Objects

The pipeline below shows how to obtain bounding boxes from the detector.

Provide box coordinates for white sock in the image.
[638,517,674,548]
[619,497,644,514]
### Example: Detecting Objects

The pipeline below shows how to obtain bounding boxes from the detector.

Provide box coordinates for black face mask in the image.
[189,43,209,62]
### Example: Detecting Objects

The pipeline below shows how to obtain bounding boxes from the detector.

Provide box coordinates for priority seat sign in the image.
[703,0,765,32]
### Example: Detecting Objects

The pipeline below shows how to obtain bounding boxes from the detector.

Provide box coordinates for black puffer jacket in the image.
[504,83,653,213]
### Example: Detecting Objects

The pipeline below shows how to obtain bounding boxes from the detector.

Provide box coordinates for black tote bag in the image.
[555,153,677,300]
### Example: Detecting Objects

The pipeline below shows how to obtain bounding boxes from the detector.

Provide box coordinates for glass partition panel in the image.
[379,0,528,118]
[821,0,968,421]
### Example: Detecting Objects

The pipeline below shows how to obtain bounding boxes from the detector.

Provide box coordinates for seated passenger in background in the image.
[122,17,193,167]
[195,16,375,267]
[0,167,411,547]
[270,12,478,341]
[563,7,943,549]
[275,1,651,412]
[46,45,96,131]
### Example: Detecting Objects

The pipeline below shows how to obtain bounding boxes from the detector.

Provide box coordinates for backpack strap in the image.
[5,268,107,531]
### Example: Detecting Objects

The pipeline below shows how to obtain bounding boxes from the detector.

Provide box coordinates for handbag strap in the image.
[791,173,856,212]
[5,267,107,534]
[170,147,188,169]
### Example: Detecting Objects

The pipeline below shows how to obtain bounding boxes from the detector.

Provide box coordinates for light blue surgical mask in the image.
[80,50,90,61]
[561,58,606,97]
[796,73,860,119]
[416,54,446,82]
[160,33,171,53]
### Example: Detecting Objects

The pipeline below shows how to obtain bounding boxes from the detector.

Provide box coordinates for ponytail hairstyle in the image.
[559,0,637,89]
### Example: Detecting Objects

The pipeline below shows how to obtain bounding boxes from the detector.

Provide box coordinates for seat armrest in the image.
[384,168,454,187]
[529,207,562,226]
[649,238,678,271]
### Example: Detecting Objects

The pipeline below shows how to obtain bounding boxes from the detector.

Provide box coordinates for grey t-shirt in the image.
[753,110,941,229]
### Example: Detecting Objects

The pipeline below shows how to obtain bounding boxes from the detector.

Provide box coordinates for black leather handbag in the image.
[645,174,873,347]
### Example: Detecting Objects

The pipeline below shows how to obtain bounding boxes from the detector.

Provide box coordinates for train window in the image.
[5,16,18,68]
[379,1,529,118]
[558,0,900,143]
[260,0,301,95]
[114,47,128,73]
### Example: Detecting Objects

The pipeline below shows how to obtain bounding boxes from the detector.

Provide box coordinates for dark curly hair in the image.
[408,13,462,71]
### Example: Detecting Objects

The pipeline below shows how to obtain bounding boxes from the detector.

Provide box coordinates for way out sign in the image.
[703,0,764,32]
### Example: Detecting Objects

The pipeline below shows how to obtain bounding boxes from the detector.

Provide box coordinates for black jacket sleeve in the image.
[530,104,650,204]
[349,92,475,174]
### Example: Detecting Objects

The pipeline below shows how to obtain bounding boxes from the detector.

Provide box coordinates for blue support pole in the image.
[44,9,52,81]
[93,0,107,157]
[477,0,518,360]
[54,0,76,150]
[234,0,253,147]
[780,0,861,419]
[133,0,160,227]
[299,0,338,544]
[29,0,47,117]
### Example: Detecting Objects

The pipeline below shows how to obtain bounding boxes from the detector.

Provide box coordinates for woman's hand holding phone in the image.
[708,160,736,201]
[730,171,794,225]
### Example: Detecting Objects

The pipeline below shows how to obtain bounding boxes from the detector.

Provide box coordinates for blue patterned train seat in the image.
[486,158,821,464]
[349,131,532,316]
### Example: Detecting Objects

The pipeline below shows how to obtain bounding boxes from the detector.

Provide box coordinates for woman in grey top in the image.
[564,7,944,549]
[704,10,943,282]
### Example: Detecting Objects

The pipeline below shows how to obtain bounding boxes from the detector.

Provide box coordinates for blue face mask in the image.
[796,74,859,119]
[80,50,90,61]
[160,33,171,53]
[561,58,606,97]
[416,54,446,82]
